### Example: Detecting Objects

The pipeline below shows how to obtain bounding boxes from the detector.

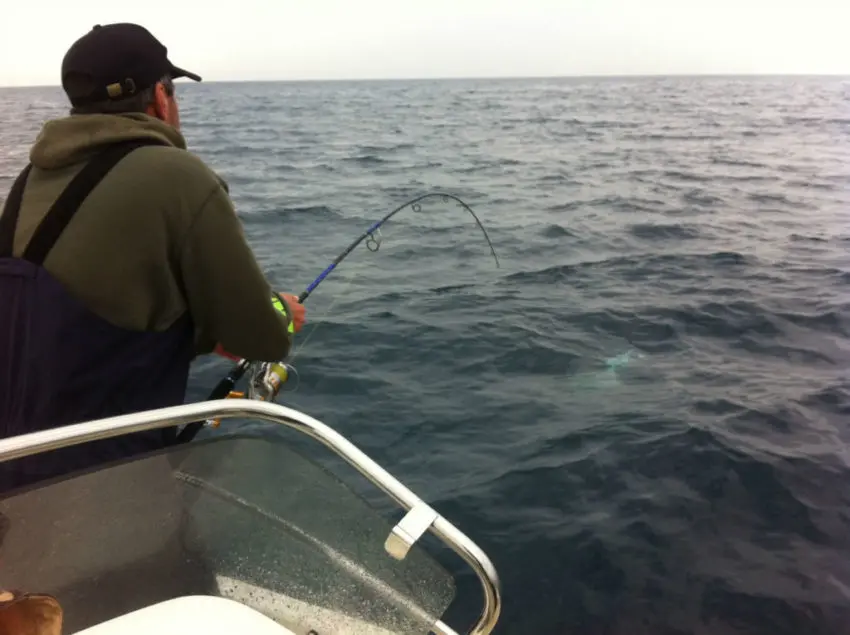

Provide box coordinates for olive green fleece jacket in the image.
[7,112,292,361]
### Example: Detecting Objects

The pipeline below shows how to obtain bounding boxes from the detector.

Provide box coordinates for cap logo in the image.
[105,78,137,99]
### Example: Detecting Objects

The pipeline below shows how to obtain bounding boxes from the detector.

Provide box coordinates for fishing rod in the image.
[175,192,499,444]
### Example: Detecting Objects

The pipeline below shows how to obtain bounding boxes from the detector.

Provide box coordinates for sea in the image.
[1,76,849,635]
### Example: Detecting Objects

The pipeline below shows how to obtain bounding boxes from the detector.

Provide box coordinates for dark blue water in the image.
[2,76,850,634]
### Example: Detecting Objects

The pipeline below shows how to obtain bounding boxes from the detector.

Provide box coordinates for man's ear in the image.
[151,82,171,121]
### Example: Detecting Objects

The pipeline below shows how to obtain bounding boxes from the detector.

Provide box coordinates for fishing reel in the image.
[204,360,299,429]
[247,361,299,401]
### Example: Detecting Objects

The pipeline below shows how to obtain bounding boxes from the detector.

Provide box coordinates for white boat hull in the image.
[75,595,297,635]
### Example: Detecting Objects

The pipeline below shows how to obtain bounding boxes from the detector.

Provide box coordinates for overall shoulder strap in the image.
[0,165,34,258]
[23,139,165,266]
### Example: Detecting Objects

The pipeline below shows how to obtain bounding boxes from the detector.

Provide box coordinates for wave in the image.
[244,205,345,224]
[505,251,753,285]
[628,223,701,241]
[540,224,577,239]
[341,154,392,166]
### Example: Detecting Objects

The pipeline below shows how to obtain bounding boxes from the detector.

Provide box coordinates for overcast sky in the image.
[1,0,849,86]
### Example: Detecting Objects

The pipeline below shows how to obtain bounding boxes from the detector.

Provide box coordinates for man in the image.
[0,23,305,491]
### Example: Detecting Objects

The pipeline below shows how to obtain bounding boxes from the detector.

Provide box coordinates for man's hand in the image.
[278,293,306,333]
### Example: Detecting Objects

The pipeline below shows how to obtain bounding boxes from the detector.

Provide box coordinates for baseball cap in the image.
[61,23,202,107]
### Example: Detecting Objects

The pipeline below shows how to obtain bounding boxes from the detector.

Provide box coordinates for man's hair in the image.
[68,74,173,115]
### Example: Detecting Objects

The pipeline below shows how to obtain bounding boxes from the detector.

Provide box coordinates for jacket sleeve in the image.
[179,183,293,361]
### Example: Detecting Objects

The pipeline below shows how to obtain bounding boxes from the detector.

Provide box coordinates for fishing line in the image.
[175,192,499,445]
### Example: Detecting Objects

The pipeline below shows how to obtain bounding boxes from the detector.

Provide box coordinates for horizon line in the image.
[2,71,849,90]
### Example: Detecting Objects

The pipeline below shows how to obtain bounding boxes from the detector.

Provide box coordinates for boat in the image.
[0,397,502,634]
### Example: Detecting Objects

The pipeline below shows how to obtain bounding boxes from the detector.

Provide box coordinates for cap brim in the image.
[169,64,202,82]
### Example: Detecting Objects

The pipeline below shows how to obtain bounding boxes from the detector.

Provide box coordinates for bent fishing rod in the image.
[175,192,499,444]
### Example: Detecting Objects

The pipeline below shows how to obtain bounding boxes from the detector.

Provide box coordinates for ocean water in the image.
[2,76,850,634]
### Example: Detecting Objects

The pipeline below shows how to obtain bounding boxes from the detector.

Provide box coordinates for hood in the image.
[29,113,187,170]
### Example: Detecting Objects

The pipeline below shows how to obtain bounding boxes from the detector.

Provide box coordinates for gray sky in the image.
[1,0,849,86]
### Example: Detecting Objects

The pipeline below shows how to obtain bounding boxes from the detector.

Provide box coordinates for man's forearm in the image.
[181,186,293,362]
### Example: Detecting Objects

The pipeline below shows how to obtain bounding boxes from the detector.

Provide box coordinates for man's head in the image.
[61,23,202,129]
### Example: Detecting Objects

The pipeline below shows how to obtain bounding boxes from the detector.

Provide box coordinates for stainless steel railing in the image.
[0,400,502,635]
